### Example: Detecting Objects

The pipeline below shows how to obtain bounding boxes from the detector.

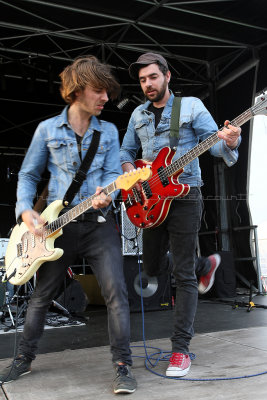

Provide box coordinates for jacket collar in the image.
[140,91,174,115]
[55,106,102,132]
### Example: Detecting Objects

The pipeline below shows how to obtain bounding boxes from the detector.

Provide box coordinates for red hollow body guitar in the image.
[121,92,267,229]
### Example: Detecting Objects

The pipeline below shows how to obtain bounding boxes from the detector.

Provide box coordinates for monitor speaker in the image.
[54,278,88,313]
[123,256,172,312]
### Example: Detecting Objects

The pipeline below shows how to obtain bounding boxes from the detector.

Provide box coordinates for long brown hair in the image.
[59,55,120,104]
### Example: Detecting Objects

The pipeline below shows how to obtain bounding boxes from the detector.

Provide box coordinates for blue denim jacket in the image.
[16,106,123,219]
[120,93,240,187]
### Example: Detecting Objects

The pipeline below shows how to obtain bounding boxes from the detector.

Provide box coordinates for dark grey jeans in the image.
[19,211,132,365]
[143,187,203,354]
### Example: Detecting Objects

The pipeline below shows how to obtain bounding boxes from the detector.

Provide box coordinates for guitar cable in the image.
[113,205,267,383]
[130,253,267,382]
[2,207,266,386]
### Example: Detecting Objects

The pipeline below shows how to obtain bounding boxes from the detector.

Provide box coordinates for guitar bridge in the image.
[141,181,152,199]
[132,187,143,204]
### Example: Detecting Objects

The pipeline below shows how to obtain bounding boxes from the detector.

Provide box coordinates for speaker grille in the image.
[121,204,143,256]
[123,256,172,312]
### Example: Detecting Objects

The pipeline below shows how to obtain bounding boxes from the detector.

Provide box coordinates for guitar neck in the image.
[166,107,253,177]
[44,181,117,237]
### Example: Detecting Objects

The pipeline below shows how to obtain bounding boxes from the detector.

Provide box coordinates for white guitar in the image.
[4,168,151,285]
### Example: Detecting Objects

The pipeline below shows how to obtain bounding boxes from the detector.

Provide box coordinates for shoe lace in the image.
[14,355,29,365]
[116,364,128,376]
[169,353,186,364]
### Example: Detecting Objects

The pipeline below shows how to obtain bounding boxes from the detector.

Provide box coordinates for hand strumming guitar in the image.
[21,209,46,237]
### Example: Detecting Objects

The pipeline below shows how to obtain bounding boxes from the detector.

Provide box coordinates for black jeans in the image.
[143,187,203,354]
[19,211,132,365]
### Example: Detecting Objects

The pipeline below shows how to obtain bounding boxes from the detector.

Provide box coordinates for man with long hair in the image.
[0,56,137,394]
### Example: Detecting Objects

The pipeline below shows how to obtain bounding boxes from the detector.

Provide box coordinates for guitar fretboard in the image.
[44,181,117,237]
[166,107,253,177]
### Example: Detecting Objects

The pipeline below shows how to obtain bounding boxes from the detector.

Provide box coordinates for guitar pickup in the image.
[157,166,169,187]
[17,243,23,257]
[141,181,152,199]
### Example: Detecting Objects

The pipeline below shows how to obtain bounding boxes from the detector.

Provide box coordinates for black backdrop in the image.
[1,1,267,289]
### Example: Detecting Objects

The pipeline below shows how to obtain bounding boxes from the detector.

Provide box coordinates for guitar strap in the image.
[63,129,101,207]
[169,96,181,149]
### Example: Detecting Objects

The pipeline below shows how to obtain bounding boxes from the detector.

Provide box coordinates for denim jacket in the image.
[120,93,240,187]
[16,106,123,219]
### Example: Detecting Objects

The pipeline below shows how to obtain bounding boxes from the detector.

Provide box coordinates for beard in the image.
[145,78,168,102]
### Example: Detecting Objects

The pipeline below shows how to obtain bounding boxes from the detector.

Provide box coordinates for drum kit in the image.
[0,238,34,331]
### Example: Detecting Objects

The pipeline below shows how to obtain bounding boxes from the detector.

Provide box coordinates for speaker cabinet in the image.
[55,279,88,313]
[74,274,105,306]
[121,205,143,256]
[123,256,172,312]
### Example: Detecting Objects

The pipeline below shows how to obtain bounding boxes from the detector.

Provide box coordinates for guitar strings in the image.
[128,102,265,198]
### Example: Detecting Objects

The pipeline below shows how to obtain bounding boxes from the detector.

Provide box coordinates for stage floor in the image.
[1,294,267,399]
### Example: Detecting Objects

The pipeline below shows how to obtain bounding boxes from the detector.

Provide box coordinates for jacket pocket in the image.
[90,142,109,168]
[46,138,71,169]
[134,120,151,142]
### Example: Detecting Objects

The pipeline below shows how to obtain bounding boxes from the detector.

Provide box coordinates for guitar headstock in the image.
[252,91,267,117]
[116,167,152,191]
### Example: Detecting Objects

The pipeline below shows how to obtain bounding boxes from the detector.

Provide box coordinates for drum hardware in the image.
[0,270,16,330]
[0,238,9,260]
[51,299,71,317]
[0,265,81,332]
[0,270,33,332]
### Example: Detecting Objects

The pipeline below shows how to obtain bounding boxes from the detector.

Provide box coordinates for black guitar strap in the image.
[63,129,101,207]
[169,96,181,149]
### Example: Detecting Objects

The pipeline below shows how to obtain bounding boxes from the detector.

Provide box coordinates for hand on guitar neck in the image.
[217,120,241,149]
[91,186,112,209]
[21,185,112,236]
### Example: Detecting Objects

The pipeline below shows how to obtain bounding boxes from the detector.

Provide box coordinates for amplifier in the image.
[121,204,143,256]
[123,256,172,312]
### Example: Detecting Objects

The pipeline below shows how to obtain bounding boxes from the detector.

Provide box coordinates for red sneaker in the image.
[198,253,221,294]
[166,352,191,377]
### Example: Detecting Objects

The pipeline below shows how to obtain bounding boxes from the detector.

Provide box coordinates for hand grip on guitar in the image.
[92,186,112,209]
[21,209,46,237]
[217,120,241,149]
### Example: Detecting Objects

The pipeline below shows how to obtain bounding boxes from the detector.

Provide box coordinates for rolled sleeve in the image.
[210,135,241,167]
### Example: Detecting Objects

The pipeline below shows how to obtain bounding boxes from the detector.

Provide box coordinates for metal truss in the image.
[0,0,266,144]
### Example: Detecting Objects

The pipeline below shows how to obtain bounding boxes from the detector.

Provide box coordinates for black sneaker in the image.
[113,362,137,394]
[0,355,32,384]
